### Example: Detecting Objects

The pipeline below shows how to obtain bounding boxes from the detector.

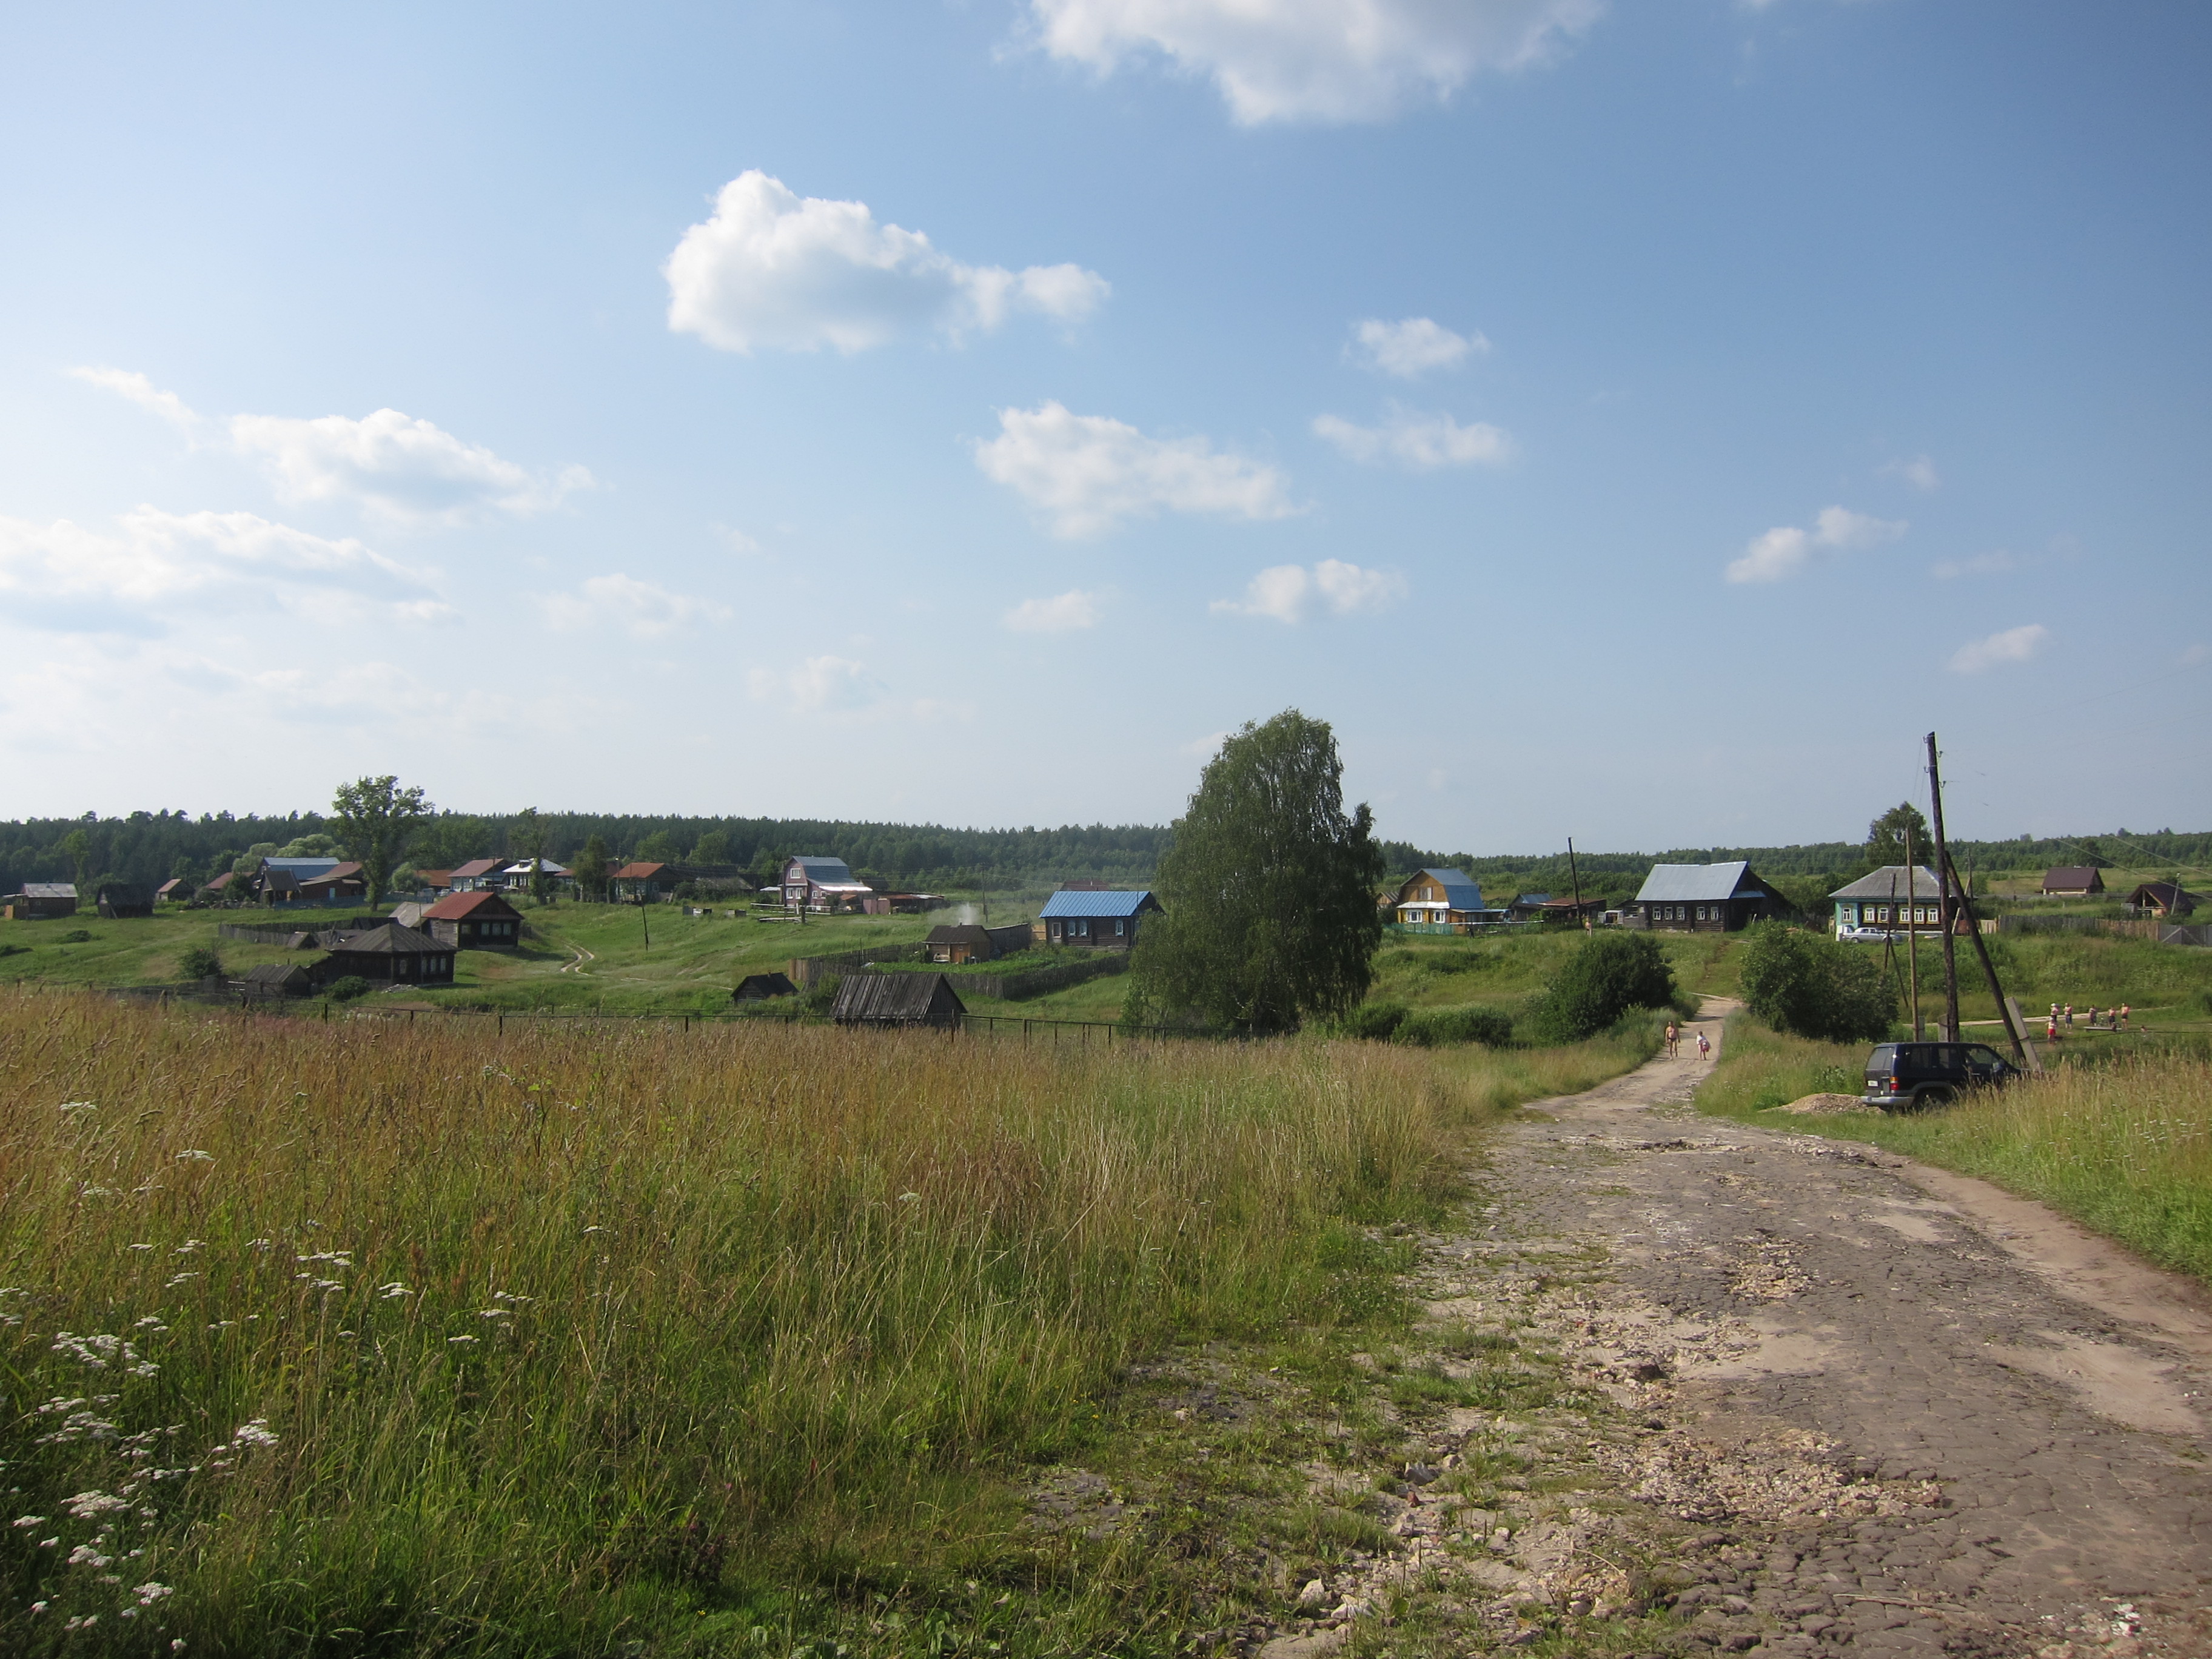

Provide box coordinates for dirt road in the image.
[1450,997,2212,1656]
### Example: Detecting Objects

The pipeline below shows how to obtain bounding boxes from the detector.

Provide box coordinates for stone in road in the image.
[1476,999,2212,1655]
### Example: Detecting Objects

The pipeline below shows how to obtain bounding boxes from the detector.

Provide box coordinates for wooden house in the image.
[925,921,1030,962]
[1036,889,1162,948]
[199,871,236,902]
[298,862,367,903]
[420,889,524,948]
[240,962,312,997]
[1631,862,1789,931]
[609,861,674,902]
[831,973,966,1029]
[2042,866,2105,897]
[734,972,799,1001]
[312,922,456,987]
[1537,895,1605,925]
[1389,868,1495,932]
[1829,866,1963,934]
[780,856,874,911]
[154,877,190,904]
[2127,882,2200,919]
[446,859,504,893]
[5,883,79,920]
[96,883,153,919]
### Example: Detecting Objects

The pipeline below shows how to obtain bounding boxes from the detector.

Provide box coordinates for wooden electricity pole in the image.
[1899,829,1923,1040]
[1567,838,1588,933]
[1924,732,1962,1041]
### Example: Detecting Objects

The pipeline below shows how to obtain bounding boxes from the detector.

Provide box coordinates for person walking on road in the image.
[1664,1022,1679,1057]
[1696,1030,1711,1059]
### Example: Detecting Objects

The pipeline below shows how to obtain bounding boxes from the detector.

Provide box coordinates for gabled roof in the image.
[300,862,363,885]
[415,869,454,886]
[610,862,668,880]
[1039,889,1162,919]
[1395,868,1485,910]
[787,856,856,882]
[263,857,341,879]
[449,859,503,880]
[423,890,522,921]
[241,963,310,986]
[1829,865,1962,901]
[832,973,966,1023]
[324,922,451,957]
[2042,866,2104,890]
[926,923,995,947]
[500,859,569,877]
[17,883,77,899]
[1634,862,1771,904]
[204,872,235,891]
[155,877,188,896]
[2129,882,2200,914]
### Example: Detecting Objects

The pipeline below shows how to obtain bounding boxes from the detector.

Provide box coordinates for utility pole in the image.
[1924,732,1962,1041]
[1901,824,1923,1040]
[1943,846,2031,1068]
[1567,838,1589,933]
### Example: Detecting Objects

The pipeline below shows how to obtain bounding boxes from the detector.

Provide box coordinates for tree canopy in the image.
[1737,922,1896,1043]
[1866,802,1932,866]
[330,777,434,907]
[1129,710,1384,1034]
[1525,931,1684,1043]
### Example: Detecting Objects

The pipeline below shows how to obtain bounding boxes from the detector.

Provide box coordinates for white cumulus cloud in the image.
[1210,559,1404,623]
[1312,407,1512,470]
[1882,454,1941,492]
[230,409,591,524]
[541,574,731,639]
[746,655,888,714]
[72,368,590,525]
[1349,317,1486,377]
[665,170,1108,354]
[1004,589,1102,632]
[1948,623,2049,675]
[974,401,1297,537]
[1725,504,1906,583]
[0,507,443,632]
[1023,0,1603,124]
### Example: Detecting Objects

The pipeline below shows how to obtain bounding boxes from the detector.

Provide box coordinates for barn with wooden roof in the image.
[5,883,79,920]
[421,889,524,948]
[831,973,966,1029]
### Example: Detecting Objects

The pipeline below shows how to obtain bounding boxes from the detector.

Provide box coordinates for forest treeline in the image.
[4,808,2205,902]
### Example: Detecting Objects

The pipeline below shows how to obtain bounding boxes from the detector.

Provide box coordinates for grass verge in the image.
[1697,1017,2212,1287]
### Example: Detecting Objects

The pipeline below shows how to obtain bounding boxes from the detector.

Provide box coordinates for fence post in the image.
[498,1012,504,1037]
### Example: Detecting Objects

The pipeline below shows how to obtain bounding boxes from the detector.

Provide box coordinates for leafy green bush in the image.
[324,976,372,1002]
[1395,1006,1515,1048]
[1525,931,1684,1043]
[178,947,224,980]
[1737,922,1895,1042]
[0,943,24,959]
[801,971,842,1017]
[1336,1000,1409,1041]
[58,929,92,944]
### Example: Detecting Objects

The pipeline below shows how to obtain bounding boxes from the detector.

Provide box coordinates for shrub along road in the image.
[1439,998,2212,1656]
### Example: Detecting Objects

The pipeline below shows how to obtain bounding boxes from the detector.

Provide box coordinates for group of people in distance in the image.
[2046,1000,2129,1042]
[1662,1022,1709,1061]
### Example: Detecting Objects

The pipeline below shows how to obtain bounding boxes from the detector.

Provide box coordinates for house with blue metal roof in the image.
[1389,868,1498,933]
[1630,861,1789,931]
[1034,887,1163,949]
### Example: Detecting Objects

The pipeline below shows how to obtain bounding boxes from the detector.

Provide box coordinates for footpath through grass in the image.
[0,991,1658,1657]
[1697,1017,2212,1288]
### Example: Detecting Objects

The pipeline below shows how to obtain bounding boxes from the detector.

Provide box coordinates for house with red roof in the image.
[421,888,524,949]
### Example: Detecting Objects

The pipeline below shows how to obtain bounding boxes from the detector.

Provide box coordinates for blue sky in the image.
[3,1,2207,853]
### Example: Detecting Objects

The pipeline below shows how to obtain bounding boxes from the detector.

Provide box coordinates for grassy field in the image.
[1697,1017,2212,1287]
[0,989,1672,1657]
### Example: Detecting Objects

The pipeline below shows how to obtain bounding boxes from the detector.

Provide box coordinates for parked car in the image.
[1837,925,1911,944]
[1862,1041,2018,1110]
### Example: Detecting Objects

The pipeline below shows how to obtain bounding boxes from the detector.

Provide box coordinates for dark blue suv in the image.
[1862,1042,2018,1110]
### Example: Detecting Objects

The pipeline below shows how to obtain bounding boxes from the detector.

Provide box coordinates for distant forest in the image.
[4,806,2207,903]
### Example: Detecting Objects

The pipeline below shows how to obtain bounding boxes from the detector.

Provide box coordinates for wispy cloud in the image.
[1931,550,2016,580]
[541,574,731,639]
[1347,317,1486,377]
[1004,589,1102,632]
[1210,559,1403,623]
[68,366,201,434]
[1312,407,1512,470]
[1882,454,1940,492]
[746,655,888,714]
[1948,623,2049,674]
[1021,0,1604,125]
[666,171,1107,354]
[1726,504,1905,583]
[974,401,1296,537]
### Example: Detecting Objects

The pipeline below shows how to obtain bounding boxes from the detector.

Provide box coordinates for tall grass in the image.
[1699,1018,2212,1287]
[0,991,1524,1654]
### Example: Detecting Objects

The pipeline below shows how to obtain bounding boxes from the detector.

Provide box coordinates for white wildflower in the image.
[39,1538,58,1548]
[65,1492,133,1520]
[478,1309,511,1319]
[175,1150,213,1161]
[68,1541,116,1567]
[59,1101,96,1113]
[29,1599,46,1612]
[446,1335,478,1345]
[378,1282,411,1299]
[135,1315,167,1328]
[135,1581,173,1605]
[172,1239,204,1254]
[231,1419,278,1448]
[13,1515,47,1527]
[130,1243,156,1252]
[64,1614,98,1629]
[166,1272,199,1289]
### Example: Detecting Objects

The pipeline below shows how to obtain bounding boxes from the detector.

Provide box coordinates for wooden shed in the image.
[2042,866,2105,897]
[5,883,79,921]
[240,962,313,997]
[734,972,799,1001]
[420,889,524,948]
[831,973,966,1029]
[96,884,154,919]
